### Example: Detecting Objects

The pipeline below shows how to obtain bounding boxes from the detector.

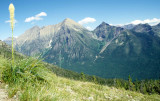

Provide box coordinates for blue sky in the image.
[0,0,160,40]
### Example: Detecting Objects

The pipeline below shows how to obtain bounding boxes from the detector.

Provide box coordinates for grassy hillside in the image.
[0,57,160,101]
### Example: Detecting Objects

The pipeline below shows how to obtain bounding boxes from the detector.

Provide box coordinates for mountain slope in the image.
[152,23,160,37]
[93,22,124,54]
[3,37,16,45]
[93,24,160,80]
[12,18,101,73]
[42,20,100,69]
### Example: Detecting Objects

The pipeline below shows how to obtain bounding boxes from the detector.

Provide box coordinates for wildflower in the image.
[9,3,15,65]
[88,97,94,101]
[9,3,15,31]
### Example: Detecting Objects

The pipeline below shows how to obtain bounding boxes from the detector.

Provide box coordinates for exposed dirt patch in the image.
[0,88,8,101]
[0,81,13,101]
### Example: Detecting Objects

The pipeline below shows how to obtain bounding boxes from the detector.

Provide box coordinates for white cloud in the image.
[86,26,93,31]
[130,18,160,25]
[78,17,96,25]
[14,36,18,38]
[25,12,47,22]
[114,18,160,26]
[5,19,17,24]
[115,24,124,27]
[36,12,47,17]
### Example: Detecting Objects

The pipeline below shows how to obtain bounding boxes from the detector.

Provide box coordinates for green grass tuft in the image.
[2,58,46,84]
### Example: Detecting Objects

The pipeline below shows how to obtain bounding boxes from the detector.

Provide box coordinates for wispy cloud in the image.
[78,17,96,25]
[5,19,17,24]
[85,26,93,31]
[25,12,47,22]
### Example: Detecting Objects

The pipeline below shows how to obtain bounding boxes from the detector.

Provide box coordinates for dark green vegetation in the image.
[4,19,160,80]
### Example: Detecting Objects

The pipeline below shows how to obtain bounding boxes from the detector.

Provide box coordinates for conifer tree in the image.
[135,79,140,92]
[128,75,135,91]
[80,72,86,81]
[140,80,147,94]
[93,75,97,84]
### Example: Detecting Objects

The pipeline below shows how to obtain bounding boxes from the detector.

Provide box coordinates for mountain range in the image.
[4,18,160,80]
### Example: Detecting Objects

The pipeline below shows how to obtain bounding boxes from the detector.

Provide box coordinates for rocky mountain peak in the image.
[94,21,124,41]
[62,18,75,23]
[100,22,110,27]
[132,24,152,33]
[136,23,151,28]
[30,25,40,30]
[122,24,135,30]
[94,22,111,32]
[61,18,83,29]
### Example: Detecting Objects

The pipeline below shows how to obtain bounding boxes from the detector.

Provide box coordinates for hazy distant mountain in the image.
[122,24,135,30]
[3,37,16,45]
[0,40,23,59]
[132,24,154,34]
[4,19,160,80]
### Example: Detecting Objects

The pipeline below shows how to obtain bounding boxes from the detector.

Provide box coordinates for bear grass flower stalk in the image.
[9,3,15,65]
